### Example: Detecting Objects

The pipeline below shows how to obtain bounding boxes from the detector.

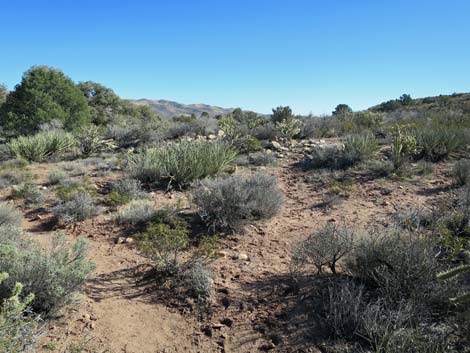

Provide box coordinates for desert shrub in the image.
[8,130,76,162]
[47,169,67,185]
[415,160,434,176]
[413,126,465,162]
[352,111,383,130]
[10,184,43,207]
[251,122,278,141]
[77,125,115,157]
[128,141,238,188]
[343,132,378,164]
[298,116,317,139]
[59,161,88,176]
[0,203,22,227]
[303,145,346,170]
[0,272,41,353]
[0,144,12,161]
[0,166,32,188]
[233,136,263,154]
[364,160,395,178]
[113,200,157,226]
[247,151,276,166]
[137,215,189,275]
[0,232,94,315]
[292,224,354,274]
[106,122,166,148]
[55,182,96,201]
[347,231,445,306]
[320,279,366,338]
[52,193,98,224]
[107,179,149,206]
[183,261,213,301]
[191,173,284,231]
[453,159,470,185]
[361,301,448,353]
[392,207,433,232]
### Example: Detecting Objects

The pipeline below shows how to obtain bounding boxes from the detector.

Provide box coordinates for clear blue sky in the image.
[1,0,469,115]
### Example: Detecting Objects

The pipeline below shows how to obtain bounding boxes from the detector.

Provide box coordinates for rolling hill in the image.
[132,99,234,120]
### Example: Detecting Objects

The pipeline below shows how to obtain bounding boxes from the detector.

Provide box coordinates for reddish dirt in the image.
[4,150,454,353]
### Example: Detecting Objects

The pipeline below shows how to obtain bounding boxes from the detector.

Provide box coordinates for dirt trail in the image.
[31,154,451,352]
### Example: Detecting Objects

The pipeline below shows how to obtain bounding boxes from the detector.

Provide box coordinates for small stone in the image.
[125,237,134,244]
[237,253,249,261]
[270,141,282,151]
[207,134,217,140]
[217,130,225,137]
[115,237,126,244]
[217,250,229,258]
[82,313,91,321]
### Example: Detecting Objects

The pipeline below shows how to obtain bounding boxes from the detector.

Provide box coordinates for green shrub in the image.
[292,224,354,274]
[137,216,189,275]
[191,173,284,231]
[128,141,237,188]
[8,130,76,162]
[112,179,149,201]
[55,182,96,201]
[10,183,44,207]
[347,232,444,306]
[343,132,378,164]
[0,231,94,315]
[113,200,157,226]
[47,169,67,185]
[0,204,22,227]
[0,272,40,353]
[352,111,383,130]
[453,159,470,185]
[275,117,301,139]
[364,160,395,178]
[413,126,465,162]
[321,279,365,338]
[247,151,276,166]
[183,261,213,301]
[52,193,98,224]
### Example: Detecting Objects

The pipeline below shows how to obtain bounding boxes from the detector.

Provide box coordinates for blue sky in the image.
[0,1,469,115]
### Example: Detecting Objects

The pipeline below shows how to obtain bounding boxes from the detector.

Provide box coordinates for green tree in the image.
[0,66,90,135]
[77,81,121,125]
[271,106,293,123]
[332,104,353,118]
[399,93,412,106]
[0,84,7,105]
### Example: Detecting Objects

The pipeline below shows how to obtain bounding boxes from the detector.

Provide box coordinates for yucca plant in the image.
[128,141,238,188]
[77,125,116,157]
[8,130,76,162]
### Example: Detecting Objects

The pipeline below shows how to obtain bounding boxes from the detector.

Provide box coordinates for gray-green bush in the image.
[292,224,354,274]
[113,200,157,226]
[191,173,284,231]
[0,203,22,227]
[52,192,98,224]
[0,230,94,315]
[128,141,238,188]
[453,159,470,185]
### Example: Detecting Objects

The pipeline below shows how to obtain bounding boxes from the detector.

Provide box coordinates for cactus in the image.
[390,124,417,169]
[437,264,470,305]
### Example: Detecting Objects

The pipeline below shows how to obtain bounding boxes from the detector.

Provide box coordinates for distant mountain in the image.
[132,99,234,120]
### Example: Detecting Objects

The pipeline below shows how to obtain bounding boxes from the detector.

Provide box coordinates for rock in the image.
[217,130,225,137]
[270,141,282,151]
[41,186,47,190]
[125,237,134,244]
[207,134,217,140]
[237,253,249,261]
[115,237,126,244]
[217,250,229,258]
[82,313,91,321]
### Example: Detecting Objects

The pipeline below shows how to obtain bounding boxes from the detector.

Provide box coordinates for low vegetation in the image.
[128,140,238,188]
[191,173,284,231]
